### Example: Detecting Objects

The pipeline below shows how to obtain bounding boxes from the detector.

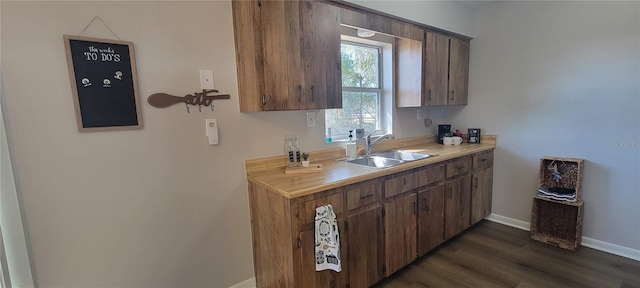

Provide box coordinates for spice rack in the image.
[530,156,585,251]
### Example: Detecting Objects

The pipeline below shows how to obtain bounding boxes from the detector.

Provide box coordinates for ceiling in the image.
[456,1,500,11]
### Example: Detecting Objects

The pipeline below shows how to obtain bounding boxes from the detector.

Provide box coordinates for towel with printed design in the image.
[315,204,341,272]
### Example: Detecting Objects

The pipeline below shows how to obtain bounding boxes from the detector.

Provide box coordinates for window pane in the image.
[341,43,379,88]
[326,91,380,137]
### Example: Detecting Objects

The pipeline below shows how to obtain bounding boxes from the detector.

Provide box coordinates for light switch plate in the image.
[200,70,215,90]
[306,111,316,127]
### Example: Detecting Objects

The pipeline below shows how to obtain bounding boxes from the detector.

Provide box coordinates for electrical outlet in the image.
[417,109,422,120]
[200,70,215,90]
[306,111,316,127]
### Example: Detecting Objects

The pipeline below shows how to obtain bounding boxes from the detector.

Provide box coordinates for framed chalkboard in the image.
[64,35,143,132]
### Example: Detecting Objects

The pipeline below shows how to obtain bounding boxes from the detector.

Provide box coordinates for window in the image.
[325,39,390,140]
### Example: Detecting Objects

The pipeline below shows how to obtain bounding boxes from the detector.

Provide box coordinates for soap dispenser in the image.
[346,130,357,159]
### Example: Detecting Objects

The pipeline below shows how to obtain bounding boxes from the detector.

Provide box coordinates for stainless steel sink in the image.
[372,150,436,161]
[337,156,404,168]
[337,151,436,168]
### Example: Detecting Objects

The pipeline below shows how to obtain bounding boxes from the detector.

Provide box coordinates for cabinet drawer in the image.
[472,151,494,170]
[345,179,382,211]
[298,192,344,227]
[417,164,445,187]
[446,156,471,178]
[385,170,419,198]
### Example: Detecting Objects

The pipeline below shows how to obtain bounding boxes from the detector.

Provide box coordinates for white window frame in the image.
[327,35,393,141]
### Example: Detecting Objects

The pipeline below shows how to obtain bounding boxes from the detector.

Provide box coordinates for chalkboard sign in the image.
[64,35,143,132]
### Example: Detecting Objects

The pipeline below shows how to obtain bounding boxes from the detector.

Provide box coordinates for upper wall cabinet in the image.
[340,8,424,41]
[424,32,470,106]
[232,0,342,112]
[340,6,470,108]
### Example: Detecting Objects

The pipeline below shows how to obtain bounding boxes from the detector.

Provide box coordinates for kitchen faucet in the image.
[366,131,395,156]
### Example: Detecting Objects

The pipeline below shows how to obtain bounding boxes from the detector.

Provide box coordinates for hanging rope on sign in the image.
[79,16,121,40]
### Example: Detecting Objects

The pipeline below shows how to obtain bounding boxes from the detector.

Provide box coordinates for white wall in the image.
[345,0,474,37]
[448,1,640,250]
[0,1,445,287]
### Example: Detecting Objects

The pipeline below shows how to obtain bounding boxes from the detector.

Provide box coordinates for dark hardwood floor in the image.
[374,221,640,288]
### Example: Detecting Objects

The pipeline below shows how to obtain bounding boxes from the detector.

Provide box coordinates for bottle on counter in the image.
[293,136,302,166]
[325,127,332,143]
[285,136,295,167]
[346,130,357,159]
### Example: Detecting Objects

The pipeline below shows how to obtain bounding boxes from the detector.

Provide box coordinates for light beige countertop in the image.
[246,136,496,199]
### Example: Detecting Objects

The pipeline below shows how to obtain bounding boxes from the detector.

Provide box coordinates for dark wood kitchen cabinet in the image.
[448,37,470,105]
[383,193,417,276]
[444,174,472,240]
[232,0,342,111]
[396,31,470,107]
[417,183,445,256]
[346,206,384,288]
[246,146,494,287]
[424,31,470,106]
[343,179,384,288]
[297,221,349,288]
[294,191,347,288]
[444,156,472,240]
[471,151,494,225]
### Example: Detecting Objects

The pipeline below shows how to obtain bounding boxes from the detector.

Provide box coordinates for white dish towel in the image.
[315,204,341,272]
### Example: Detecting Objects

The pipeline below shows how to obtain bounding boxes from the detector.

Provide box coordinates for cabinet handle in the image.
[297,85,303,102]
[360,193,374,199]
[311,85,316,102]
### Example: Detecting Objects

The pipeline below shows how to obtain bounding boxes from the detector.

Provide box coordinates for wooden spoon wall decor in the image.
[147,89,230,112]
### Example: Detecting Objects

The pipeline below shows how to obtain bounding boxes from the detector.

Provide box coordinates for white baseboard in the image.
[228,277,255,288]
[486,213,640,262]
[486,213,530,231]
[582,237,640,261]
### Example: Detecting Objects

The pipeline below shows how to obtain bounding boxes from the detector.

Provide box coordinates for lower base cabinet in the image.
[417,184,445,256]
[444,174,472,240]
[383,193,417,276]
[346,206,384,288]
[297,221,349,288]
[248,149,494,288]
[471,167,493,225]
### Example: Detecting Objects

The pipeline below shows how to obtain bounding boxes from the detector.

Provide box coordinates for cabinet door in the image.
[417,184,444,256]
[347,207,383,288]
[471,167,493,225]
[444,174,472,240]
[424,31,449,106]
[300,1,342,110]
[396,37,424,107]
[384,193,417,277]
[260,0,304,110]
[448,37,470,105]
[298,221,349,288]
[232,0,265,112]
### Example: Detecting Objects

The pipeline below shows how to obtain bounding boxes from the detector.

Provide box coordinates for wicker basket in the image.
[538,156,584,201]
[530,197,584,251]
